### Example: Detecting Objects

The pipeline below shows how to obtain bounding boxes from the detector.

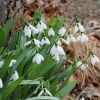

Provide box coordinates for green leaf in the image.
[3,48,31,89]
[7,31,19,50]
[25,96,61,100]
[0,27,6,48]
[0,54,12,78]
[1,78,23,100]
[54,80,77,99]
[3,18,12,38]
[20,79,44,85]
[60,60,76,89]
[36,58,55,78]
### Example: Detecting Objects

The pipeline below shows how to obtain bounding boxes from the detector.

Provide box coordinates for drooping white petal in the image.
[9,59,16,67]
[80,98,85,100]
[29,24,39,35]
[94,55,100,62]
[76,61,85,70]
[38,90,44,97]
[45,88,52,96]
[78,23,85,32]
[62,39,69,45]
[34,39,41,48]
[24,25,31,38]
[48,28,55,36]
[41,37,50,46]
[56,46,65,55]
[32,54,44,64]
[37,23,43,32]
[91,56,96,65]
[39,21,47,29]
[53,55,60,62]
[24,41,31,46]
[58,27,66,36]
[81,34,85,43]
[74,25,78,33]
[11,71,19,81]
[0,78,3,88]
[0,60,4,68]
[70,35,76,42]
[66,36,71,44]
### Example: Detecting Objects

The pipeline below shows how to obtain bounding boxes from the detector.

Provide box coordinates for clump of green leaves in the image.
[0,8,77,100]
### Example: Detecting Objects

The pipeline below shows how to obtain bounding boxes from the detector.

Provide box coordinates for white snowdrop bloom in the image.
[33,39,41,48]
[11,71,19,81]
[80,98,84,100]
[66,34,76,44]
[0,60,4,68]
[9,59,16,67]
[37,21,47,32]
[74,23,85,33]
[53,55,60,62]
[32,53,44,64]
[58,27,66,36]
[91,55,100,65]
[45,88,52,96]
[24,41,31,46]
[76,61,85,70]
[48,28,55,36]
[29,24,39,35]
[57,38,69,45]
[0,78,3,88]
[38,89,44,97]
[50,45,65,57]
[77,34,89,43]
[41,37,50,46]
[24,25,31,38]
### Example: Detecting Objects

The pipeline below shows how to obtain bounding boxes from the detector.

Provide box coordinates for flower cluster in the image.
[23,20,100,70]
[0,59,19,88]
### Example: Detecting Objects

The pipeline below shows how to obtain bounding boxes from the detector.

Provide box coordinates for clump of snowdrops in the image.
[0,8,99,100]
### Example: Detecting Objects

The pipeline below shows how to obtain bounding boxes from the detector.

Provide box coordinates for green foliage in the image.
[0,8,77,100]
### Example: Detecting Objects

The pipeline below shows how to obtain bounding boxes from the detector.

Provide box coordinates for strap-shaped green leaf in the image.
[0,27,5,48]
[3,18,12,38]
[1,78,23,100]
[54,80,77,99]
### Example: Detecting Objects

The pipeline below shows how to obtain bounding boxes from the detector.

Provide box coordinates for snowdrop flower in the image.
[0,78,3,88]
[32,53,44,64]
[77,34,89,43]
[76,61,85,70]
[37,21,47,32]
[33,39,41,48]
[44,88,52,96]
[29,24,39,35]
[80,98,84,100]
[24,41,31,46]
[53,55,59,62]
[48,28,55,36]
[0,60,4,68]
[38,88,52,97]
[9,59,16,67]
[41,37,50,46]
[74,23,85,33]
[11,71,19,81]
[50,45,65,57]
[58,27,66,36]
[24,25,31,38]
[91,55,99,65]
[38,89,44,97]
[66,34,76,44]
[57,38,69,45]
